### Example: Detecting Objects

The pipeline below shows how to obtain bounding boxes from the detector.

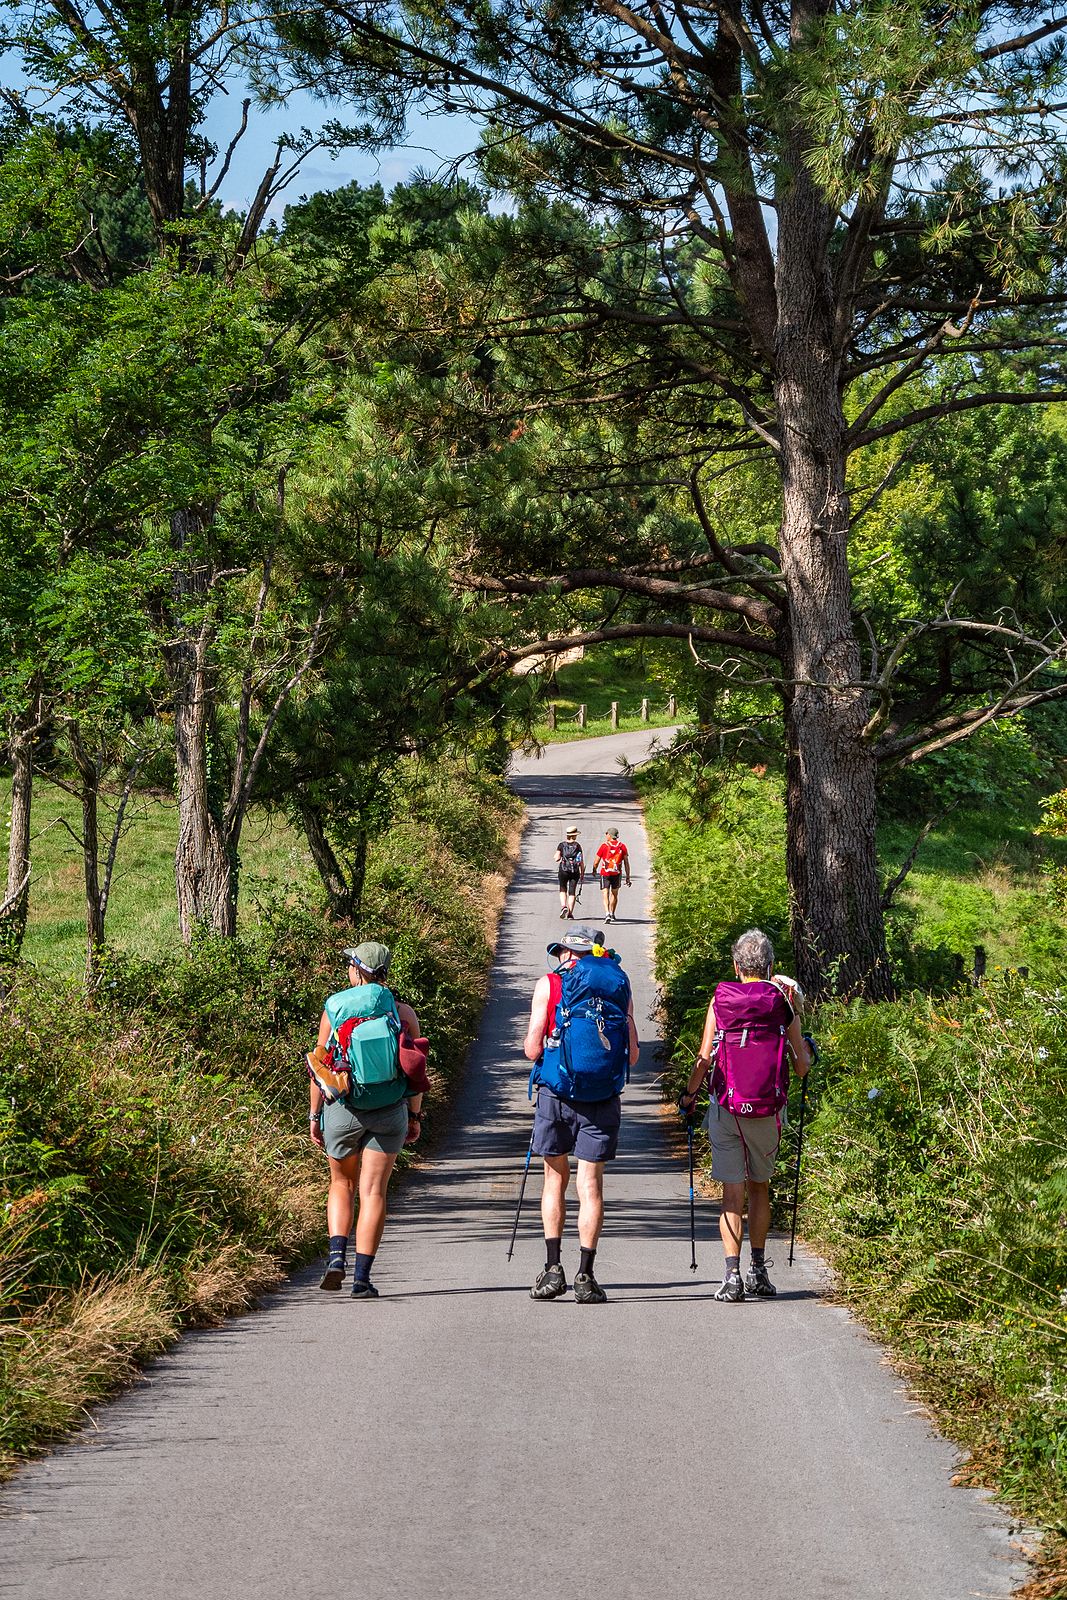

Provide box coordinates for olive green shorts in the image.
[322,1097,409,1160]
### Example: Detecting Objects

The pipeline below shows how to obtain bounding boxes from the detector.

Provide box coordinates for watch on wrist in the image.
[408,1109,422,1120]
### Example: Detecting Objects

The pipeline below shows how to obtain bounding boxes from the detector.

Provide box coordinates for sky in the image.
[203,89,483,216]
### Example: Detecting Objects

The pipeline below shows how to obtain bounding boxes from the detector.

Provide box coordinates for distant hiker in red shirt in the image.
[593,827,630,924]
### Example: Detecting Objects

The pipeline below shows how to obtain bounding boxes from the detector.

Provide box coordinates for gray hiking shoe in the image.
[714,1271,745,1303]
[530,1263,568,1300]
[573,1271,607,1304]
[350,1279,379,1299]
[744,1262,777,1298]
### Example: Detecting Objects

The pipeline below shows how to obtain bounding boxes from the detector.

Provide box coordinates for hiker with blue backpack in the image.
[306,942,430,1299]
[678,929,812,1303]
[522,924,639,1304]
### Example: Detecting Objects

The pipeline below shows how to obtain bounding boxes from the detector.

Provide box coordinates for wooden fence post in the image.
[667,694,677,717]
[577,704,586,728]
[546,703,556,730]
[610,701,619,729]
[640,697,649,722]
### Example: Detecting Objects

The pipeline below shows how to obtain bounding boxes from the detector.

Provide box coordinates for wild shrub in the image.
[0,759,520,1472]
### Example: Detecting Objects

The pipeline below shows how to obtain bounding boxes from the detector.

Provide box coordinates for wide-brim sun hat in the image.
[343,941,392,977]
[566,827,579,836]
[547,925,604,957]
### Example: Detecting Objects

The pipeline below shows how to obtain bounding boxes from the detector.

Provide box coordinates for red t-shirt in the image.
[595,841,627,875]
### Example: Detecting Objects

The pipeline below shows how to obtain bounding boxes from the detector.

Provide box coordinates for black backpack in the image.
[559,840,582,871]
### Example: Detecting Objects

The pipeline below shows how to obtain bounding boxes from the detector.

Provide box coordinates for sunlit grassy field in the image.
[16,787,316,974]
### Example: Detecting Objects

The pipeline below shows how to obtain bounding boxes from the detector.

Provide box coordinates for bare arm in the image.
[682,999,717,1101]
[627,997,640,1066]
[308,1009,331,1145]
[787,1015,811,1077]
[524,975,552,1061]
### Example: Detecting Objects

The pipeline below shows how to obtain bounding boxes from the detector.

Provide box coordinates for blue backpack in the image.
[532,953,632,1102]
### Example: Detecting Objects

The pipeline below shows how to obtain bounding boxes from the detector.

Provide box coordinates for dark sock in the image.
[579,1246,596,1277]
[353,1252,375,1284]
[545,1237,562,1269]
[751,1247,766,1269]
[725,1254,741,1276]
[328,1234,348,1266]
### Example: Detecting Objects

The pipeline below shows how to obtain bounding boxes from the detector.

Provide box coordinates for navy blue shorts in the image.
[531,1087,621,1163]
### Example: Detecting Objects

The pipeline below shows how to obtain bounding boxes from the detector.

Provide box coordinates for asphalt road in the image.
[0,731,1022,1599]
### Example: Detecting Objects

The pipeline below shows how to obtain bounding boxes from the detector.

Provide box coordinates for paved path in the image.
[0,732,1022,1598]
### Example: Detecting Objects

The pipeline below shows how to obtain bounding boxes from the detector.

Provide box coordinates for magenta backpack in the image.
[710,980,793,1118]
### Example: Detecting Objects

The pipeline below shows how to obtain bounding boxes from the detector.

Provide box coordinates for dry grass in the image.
[0,1270,177,1474]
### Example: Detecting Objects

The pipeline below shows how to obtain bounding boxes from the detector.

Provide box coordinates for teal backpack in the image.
[324,983,405,1111]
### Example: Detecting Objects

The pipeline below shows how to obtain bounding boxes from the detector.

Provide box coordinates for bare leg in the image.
[607,884,620,917]
[747,1181,771,1251]
[719,1180,746,1260]
[354,1146,400,1255]
[541,1154,569,1238]
[327,1153,360,1239]
[575,1160,605,1247]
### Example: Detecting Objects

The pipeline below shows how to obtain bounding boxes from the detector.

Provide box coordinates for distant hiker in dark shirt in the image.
[307,942,424,1300]
[523,925,640,1304]
[554,825,584,919]
[593,827,631,924]
[679,929,810,1303]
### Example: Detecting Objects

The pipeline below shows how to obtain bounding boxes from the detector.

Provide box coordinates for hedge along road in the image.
[0,730,1022,1600]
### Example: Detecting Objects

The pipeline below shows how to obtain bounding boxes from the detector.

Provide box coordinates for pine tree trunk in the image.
[774,109,893,1001]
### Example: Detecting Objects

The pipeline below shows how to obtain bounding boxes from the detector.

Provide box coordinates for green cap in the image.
[343,941,392,977]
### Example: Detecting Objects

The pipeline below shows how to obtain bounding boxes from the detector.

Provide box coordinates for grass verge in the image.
[0,759,522,1478]
[640,763,1067,1589]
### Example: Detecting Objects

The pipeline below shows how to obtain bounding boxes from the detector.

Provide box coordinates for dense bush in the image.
[642,765,1067,1543]
[0,760,520,1473]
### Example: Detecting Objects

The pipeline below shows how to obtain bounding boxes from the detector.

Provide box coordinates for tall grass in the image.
[0,761,521,1475]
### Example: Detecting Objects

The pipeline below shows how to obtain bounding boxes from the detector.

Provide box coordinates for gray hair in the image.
[732,928,774,978]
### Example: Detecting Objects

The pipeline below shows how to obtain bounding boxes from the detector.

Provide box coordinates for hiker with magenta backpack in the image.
[678,929,812,1303]
[522,925,639,1304]
[554,825,584,919]
[306,942,430,1299]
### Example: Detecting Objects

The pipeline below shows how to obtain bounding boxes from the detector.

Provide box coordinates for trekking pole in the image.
[788,1072,810,1267]
[506,1128,536,1261]
[687,1121,698,1271]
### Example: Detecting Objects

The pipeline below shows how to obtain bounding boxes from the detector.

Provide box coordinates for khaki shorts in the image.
[705,1104,783,1185]
[322,1097,409,1160]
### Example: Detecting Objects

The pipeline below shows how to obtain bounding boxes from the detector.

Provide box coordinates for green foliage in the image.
[645,767,1067,1531]
[0,760,519,1469]
[802,981,1067,1527]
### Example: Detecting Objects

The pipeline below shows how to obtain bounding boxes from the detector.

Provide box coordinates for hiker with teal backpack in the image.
[522,925,639,1304]
[678,929,812,1303]
[306,942,429,1299]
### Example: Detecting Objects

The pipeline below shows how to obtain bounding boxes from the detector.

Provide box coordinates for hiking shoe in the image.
[530,1263,568,1300]
[573,1271,607,1304]
[350,1279,380,1299]
[319,1259,346,1291]
[745,1262,777,1298]
[714,1271,745,1303]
